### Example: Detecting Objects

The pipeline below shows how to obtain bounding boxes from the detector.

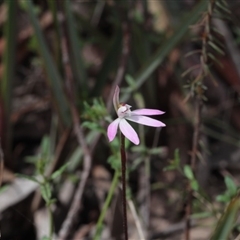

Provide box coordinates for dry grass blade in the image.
[26,0,71,127]
[210,195,240,240]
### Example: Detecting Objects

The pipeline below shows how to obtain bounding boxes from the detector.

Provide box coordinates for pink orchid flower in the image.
[107,86,166,145]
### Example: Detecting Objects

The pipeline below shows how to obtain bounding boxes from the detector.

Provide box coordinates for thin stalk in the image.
[185,98,202,240]
[47,204,54,239]
[185,1,216,239]
[120,133,128,240]
[43,176,54,239]
[93,170,119,240]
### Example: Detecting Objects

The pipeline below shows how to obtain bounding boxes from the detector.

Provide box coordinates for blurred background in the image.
[1,0,240,239]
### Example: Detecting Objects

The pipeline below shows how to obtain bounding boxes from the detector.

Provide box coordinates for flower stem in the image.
[93,170,119,240]
[120,133,128,240]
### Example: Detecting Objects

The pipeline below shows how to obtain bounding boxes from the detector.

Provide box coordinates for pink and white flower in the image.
[107,86,166,145]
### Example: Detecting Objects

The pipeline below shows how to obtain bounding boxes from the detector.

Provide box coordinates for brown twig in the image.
[58,104,92,240]
[185,98,202,240]
[120,133,128,240]
[184,1,217,239]
[57,3,92,239]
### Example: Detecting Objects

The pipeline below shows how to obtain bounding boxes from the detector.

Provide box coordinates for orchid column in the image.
[107,86,165,240]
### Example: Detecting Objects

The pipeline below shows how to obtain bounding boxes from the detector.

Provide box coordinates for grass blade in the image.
[122,0,208,102]
[64,0,88,98]
[47,0,62,70]
[26,0,71,126]
[1,0,17,151]
[210,196,240,240]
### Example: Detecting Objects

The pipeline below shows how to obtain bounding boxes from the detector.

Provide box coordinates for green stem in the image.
[120,133,128,240]
[47,204,53,239]
[93,170,119,240]
[42,177,54,239]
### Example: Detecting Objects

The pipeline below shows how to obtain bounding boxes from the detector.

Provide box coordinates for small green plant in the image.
[183,165,199,192]
[216,176,238,203]
[19,136,69,239]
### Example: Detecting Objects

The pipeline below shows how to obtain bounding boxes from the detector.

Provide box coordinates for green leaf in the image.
[40,183,52,203]
[25,156,38,164]
[207,52,223,67]
[40,136,51,159]
[36,136,52,175]
[163,165,178,171]
[191,179,199,191]
[125,74,136,88]
[225,176,237,196]
[215,1,231,14]
[208,41,225,55]
[149,147,164,155]
[67,146,83,172]
[174,149,180,166]
[181,65,200,78]
[82,98,107,121]
[51,163,69,180]
[82,121,104,133]
[184,50,201,58]
[107,155,121,171]
[46,198,56,206]
[131,145,147,153]
[210,196,240,240]
[163,149,181,172]
[191,211,212,219]
[184,165,194,180]
[216,194,229,203]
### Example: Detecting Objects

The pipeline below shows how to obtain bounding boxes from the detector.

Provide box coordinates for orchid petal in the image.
[126,115,166,127]
[132,109,165,116]
[119,119,140,145]
[107,118,120,142]
[113,86,120,113]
